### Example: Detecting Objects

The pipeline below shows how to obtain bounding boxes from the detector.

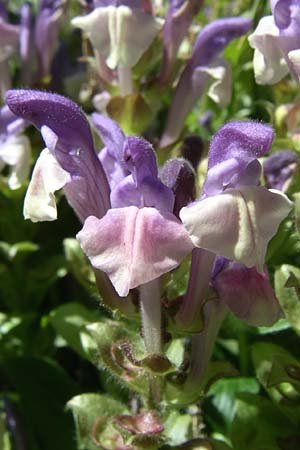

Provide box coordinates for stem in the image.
[140,278,162,405]
[176,248,215,332]
[187,301,227,386]
[140,278,162,354]
[117,65,133,96]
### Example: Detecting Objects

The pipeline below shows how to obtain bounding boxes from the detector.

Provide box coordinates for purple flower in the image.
[263,149,297,191]
[159,0,204,82]
[161,17,252,146]
[159,157,196,218]
[178,122,292,329]
[6,89,193,297]
[35,0,68,78]
[249,0,300,84]
[72,1,162,95]
[211,257,282,326]
[0,106,30,189]
[180,121,292,270]
[6,89,110,222]
[77,122,194,296]
[0,10,20,62]
[20,3,33,84]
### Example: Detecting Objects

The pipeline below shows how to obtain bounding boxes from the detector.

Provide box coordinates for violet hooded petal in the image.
[92,112,129,188]
[263,149,297,191]
[110,137,175,212]
[213,261,282,326]
[98,147,128,190]
[6,89,110,221]
[35,0,68,78]
[202,121,274,197]
[159,157,196,218]
[77,205,194,296]
[0,105,26,136]
[160,0,204,82]
[92,112,125,160]
[161,17,252,146]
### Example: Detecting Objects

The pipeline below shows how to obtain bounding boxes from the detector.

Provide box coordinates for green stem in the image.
[186,300,227,388]
[176,249,215,332]
[140,278,162,354]
[140,279,162,405]
[117,65,133,96]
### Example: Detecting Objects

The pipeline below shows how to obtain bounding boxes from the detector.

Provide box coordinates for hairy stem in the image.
[117,65,133,96]
[176,248,215,332]
[187,300,227,386]
[140,278,162,354]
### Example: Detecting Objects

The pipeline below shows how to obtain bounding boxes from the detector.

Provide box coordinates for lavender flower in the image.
[0,106,30,190]
[263,150,297,191]
[35,0,68,78]
[211,258,282,326]
[6,89,110,222]
[161,17,252,146]
[248,0,300,84]
[77,116,194,296]
[178,122,292,329]
[0,2,20,97]
[160,0,204,82]
[159,157,196,218]
[72,1,162,95]
[180,121,292,270]
[6,90,193,297]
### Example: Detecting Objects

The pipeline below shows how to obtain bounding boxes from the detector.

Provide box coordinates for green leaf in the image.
[63,238,96,294]
[252,342,300,391]
[274,265,300,333]
[163,410,192,446]
[49,302,100,359]
[208,377,260,432]
[67,393,128,450]
[231,393,298,450]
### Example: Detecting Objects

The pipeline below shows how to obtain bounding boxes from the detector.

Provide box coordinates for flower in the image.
[180,121,292,271]
[263,150,297,191]
[0,106,30,190]
[178,121,292,329]
[6,89,110,222]
[160,17,252,146]
[72,1,162,95]
[248,0,300,84]
[35,0,68,78]
[159,0,204,82]
[6,89,193,297]
[211,258,282,326]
